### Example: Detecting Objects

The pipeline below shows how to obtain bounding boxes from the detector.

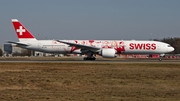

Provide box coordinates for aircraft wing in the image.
[56,40,100,51]
[7,41,29,46]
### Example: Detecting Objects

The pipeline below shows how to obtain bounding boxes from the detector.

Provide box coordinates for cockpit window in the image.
[167,45,171,47]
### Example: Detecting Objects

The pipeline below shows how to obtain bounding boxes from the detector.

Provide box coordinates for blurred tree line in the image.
[154,37,180,54]
[0,48,2,56]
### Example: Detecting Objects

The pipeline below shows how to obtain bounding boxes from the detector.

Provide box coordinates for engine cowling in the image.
[101,49,116,58]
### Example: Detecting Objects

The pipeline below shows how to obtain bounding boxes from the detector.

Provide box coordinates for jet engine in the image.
[101,48,116,58]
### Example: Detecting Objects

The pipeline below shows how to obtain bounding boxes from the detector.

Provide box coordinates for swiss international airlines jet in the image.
[8,19,174,61]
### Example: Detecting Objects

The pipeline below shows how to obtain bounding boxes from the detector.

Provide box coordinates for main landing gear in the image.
[83,52,96,60]
[83,57,96,60]
[159,54,165,61]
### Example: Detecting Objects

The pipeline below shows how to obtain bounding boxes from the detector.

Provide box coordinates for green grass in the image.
[0,63,180,101]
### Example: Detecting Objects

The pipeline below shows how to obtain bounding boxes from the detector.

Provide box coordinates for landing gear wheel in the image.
[83,57,96,61]
[91,57,96,60]
[159,58,162,61]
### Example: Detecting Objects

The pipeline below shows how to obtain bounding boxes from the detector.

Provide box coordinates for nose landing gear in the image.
[159,58,162,61]
[159,54,165,61]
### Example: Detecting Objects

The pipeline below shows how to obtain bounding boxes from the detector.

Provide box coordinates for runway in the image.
[0,57,179,63]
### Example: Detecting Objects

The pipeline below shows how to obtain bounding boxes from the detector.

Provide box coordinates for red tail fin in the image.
[11,19,37,41]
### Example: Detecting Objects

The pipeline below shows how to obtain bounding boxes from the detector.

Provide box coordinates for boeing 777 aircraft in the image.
[8,19,174,61]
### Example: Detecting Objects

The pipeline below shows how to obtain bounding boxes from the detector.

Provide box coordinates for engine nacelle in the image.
[101,49,116,58]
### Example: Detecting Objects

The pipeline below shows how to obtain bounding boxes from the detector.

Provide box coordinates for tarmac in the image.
[0,57,179,63]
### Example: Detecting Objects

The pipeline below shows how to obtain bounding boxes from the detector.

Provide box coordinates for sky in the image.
[0,0,180,43]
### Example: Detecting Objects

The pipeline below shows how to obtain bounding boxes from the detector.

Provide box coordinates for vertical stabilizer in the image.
[11,19,37,41]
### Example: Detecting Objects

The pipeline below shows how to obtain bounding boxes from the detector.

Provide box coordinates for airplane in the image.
[8,19,174,61]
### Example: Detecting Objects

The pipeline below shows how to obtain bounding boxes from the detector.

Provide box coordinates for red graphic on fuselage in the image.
[115,41,125,53]
[129,43,156,50]
[89,40,94,46]
[102,41,112,48]
[66,40,127,53]
[70,40,79,53]
[52,41,57,44]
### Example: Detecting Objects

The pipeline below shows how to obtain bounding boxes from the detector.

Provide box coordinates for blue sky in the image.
[0,0,180,43]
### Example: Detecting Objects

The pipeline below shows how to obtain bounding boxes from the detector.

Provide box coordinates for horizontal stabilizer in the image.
[7,41,29,46]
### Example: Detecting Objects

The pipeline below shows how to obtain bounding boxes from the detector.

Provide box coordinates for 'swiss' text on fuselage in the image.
[129,43,156,50]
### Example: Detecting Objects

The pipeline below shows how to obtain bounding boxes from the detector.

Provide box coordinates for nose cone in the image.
[168,47,174,52]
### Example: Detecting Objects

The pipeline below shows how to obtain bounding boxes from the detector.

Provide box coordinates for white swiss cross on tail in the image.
[11,19,37,41]
[16,26,25,35]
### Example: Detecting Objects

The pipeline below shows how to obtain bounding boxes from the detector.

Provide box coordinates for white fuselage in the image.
[18,40,174,55]
[10,19,175,59]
